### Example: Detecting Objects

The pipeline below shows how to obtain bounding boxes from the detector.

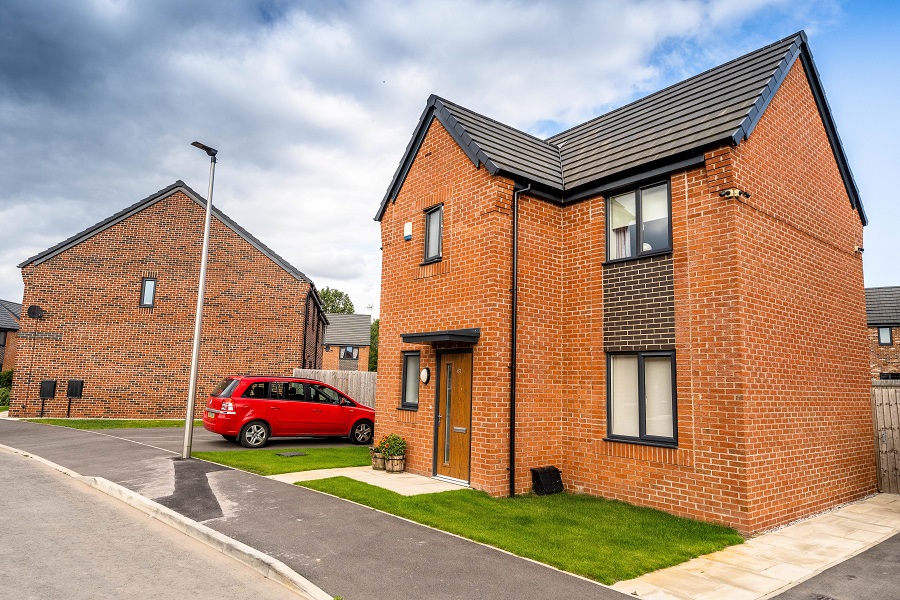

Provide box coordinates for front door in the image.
[435,352,472,482]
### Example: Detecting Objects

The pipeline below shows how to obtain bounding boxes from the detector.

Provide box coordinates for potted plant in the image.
[370,438,385,470]
[380,433,407,473]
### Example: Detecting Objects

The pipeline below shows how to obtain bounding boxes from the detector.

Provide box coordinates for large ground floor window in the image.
[607,351,676,446]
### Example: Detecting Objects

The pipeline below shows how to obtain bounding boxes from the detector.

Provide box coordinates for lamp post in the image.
[182,141,218,459]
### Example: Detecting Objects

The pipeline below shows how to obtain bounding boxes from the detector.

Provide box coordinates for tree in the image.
[369,318,379,372]
[319,287,354,314]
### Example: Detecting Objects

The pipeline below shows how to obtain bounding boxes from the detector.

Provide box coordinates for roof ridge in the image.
[547,32,804,143]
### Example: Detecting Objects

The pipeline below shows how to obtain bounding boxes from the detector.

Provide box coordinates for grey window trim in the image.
[423,204,443,265]
[140,277,157,308]
[878,327,893,346]
[605,180,672,264]
[605,350,677,447]
[401,351,421,410]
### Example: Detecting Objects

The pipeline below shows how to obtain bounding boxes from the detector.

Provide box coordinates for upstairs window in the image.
[340,346,359,360]
[878,327,893,346]
[140,278,157,307]
[424,205,443,263]
[607,182,670,261]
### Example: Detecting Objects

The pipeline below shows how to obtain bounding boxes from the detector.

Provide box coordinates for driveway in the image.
[0,419,629,600]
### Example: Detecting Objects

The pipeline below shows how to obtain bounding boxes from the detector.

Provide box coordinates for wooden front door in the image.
[435,352,472,482]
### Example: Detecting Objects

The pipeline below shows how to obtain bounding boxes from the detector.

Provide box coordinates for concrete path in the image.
[0,419,627,600]
[612,494,900,600]
[269,465,465,495]
[0,445,304,599]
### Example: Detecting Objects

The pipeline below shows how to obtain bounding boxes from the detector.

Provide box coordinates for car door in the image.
[267,380,310,435]
[306,383,350,435]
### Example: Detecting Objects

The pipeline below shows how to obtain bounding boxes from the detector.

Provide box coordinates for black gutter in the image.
[510,183,530,497]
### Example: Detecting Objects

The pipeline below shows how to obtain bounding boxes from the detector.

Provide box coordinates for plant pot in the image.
[371,451,385,470]
[384,455,406,473]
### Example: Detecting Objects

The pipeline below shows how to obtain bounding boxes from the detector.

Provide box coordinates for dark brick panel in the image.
[603,254,675,352]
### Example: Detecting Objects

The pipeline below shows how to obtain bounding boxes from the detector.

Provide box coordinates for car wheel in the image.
[239,421,270,448]
[350,420,374,445]
[221,435,237,442]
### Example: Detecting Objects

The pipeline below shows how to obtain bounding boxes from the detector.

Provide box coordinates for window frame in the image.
[423,204,444,265]
[605,181,672,263]
[140,277,157,308]
[340,346,359,360]
[400,351,421,410]
[605,350,677,447]
[878,327,893,346]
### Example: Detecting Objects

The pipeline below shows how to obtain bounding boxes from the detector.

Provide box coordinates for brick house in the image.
[322,313,371,371]
[10,181,327,419]
[866,286,900,380]
[0,299,20,371]
[374,32,874,534]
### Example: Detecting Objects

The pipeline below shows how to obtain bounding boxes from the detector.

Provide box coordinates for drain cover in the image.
[276,452,307,457]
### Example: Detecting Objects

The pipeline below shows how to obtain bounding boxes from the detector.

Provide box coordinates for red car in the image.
[202,375,375,448]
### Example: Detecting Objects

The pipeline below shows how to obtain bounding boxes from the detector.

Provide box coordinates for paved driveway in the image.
[0,419,629,600]
[98,425,355,453]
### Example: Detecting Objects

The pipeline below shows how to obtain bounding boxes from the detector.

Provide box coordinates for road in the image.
[0,446,298,599]
[97,424,354,453]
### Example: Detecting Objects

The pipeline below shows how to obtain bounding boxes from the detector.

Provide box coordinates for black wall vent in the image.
[66,380,84,398]
[530,466,563,495]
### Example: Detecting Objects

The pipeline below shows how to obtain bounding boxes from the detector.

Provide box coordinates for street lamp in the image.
[182,141,218,459]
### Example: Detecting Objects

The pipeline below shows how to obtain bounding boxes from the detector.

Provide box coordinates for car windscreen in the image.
[211,378,239,397]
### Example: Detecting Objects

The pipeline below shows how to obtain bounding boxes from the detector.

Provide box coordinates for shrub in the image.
[0,369,12,388]
[0,386,9,407]
[377,433,406,457]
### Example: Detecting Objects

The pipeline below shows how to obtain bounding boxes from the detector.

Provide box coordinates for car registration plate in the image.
[207,411,215,418]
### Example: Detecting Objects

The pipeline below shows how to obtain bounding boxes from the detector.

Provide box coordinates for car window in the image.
[211,378,239,397]
[242,382,268,399]
[285,381,304,401]
[269,382,285,400]
[308,384,341,405]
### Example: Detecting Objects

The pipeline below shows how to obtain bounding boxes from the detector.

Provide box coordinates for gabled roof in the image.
[0,299,21,331]
[866,287,900,327]
[324,313,371,346]
[18,181,312,284]
[376,31,865,225]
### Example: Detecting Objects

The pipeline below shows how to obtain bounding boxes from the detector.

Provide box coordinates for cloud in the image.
[0,0,846,314]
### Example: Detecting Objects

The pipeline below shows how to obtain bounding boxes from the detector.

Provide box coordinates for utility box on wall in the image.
[66,379,84,398]
[530,466,564,496]
[39,379,57,399]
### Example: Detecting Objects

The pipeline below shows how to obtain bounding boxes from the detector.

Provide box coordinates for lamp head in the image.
[191,141,218,157]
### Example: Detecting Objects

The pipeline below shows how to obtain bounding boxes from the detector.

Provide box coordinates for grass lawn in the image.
[194,446,371,475]
[299,477,743,584]
[23,419,202,429]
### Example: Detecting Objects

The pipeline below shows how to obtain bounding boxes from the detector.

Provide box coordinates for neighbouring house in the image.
[0,299,21,371]
[10,181,327,419]
[322,313,372,371]
[866,286,900,380]
[374,32,874,534]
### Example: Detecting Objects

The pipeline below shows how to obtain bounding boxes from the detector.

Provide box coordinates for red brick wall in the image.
[10,190,322,418]
[322,345,370,371]
[869,326,900,377]
[1,330,17,371]
[378,58,872,533]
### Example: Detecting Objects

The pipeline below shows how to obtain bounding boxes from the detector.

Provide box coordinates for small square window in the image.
[878,327,893,346]
[607,182,671,261]
[401,352,420,409]
[424,205,443,263]
[140,278,157,308]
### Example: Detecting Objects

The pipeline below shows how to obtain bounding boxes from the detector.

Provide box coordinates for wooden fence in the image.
[293,368,377,408]
[873,381,900,493]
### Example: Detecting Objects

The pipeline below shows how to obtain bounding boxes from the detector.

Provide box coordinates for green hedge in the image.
[0,386,9,407]
[0,369,12,388]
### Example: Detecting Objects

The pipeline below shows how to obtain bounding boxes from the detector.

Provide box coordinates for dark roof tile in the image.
[866,287,900,326]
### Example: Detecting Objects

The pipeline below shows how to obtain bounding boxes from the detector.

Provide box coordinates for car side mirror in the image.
[341,398,354,407]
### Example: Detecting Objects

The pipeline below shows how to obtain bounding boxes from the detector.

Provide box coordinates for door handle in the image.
[453,427,467,433]
[270,407,279,410]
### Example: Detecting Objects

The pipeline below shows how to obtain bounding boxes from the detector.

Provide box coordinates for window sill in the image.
[420,257,442,267]
[602,249,672,266]
[397,406,419,412]
[603,436,677,449]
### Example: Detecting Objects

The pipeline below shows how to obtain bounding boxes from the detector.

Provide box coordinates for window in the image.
[401,352,420,409]
[424,205,443,263]
[607,182,670,261]
[607,352,676,445]
[140,278,157,307]
[309,384,341,404]
[285,381,305,400]
[881,373,900,381]
[878,327,893,346]
[340,346,359,360]
[0,331,6,345]
[242,382,268,398]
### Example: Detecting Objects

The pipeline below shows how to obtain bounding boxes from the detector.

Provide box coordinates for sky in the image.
[1,0,897,317]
